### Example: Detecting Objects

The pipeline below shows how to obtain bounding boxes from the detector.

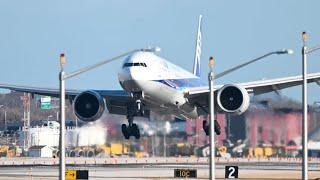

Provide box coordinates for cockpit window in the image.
[123,62,147,68]
[140,63,147,67]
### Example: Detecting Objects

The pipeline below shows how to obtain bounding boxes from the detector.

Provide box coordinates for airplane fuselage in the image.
[118,52,207,119]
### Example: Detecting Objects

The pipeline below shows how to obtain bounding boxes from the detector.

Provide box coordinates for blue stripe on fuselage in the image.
[153,78,206,89]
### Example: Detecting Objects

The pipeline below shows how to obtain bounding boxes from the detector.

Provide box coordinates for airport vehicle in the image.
[1,16,320,139]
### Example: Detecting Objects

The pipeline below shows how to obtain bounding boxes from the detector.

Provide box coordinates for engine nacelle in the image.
[73,90,105,122]
[217,84,250,115]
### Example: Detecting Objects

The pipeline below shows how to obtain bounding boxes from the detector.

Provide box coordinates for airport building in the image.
[29,121,59,147]
[18,120,60,150]
[18,120,107,152]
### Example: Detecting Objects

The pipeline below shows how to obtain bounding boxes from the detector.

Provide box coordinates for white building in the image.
[19,120,107,150]
[19,120,60,149]
[28,145,54,157]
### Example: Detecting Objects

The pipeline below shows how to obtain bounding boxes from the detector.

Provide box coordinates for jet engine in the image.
[73,90,105,122]
[217,84,250,115]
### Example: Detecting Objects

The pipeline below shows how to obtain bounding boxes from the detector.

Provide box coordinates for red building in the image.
[244,96,320,148]
[246,110,303,147]
[186,95,320,149]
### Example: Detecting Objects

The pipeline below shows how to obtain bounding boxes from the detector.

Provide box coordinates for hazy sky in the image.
[1,0,320,102]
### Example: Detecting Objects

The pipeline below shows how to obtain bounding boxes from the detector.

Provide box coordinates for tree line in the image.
[0,91,74,125]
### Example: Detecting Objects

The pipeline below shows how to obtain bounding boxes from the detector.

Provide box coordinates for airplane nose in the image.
[118,67,132,83]
[118,67,141,92]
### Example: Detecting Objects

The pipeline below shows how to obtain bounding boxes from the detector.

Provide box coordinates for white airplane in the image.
[1,15,320,139]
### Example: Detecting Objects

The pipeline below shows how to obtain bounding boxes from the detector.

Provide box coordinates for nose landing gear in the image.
[121,109,142,139]
[121,92,144,139]
[121,120,140,139]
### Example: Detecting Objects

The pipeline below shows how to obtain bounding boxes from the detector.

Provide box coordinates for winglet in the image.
[193,15,202,77]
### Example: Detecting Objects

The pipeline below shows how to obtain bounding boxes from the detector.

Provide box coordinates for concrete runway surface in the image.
[0,164,319,180]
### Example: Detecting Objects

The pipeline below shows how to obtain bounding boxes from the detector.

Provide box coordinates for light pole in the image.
[301,31,320,180]
[58,47,160,180]
[208,56,215,180]
[215,49,294,79]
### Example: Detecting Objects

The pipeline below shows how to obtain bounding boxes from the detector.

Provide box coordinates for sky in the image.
[0,0,320,103]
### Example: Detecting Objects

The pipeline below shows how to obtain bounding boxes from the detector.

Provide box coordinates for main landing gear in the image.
[121,116,140,139]
[203,119,221,136]
[121,92,144,139]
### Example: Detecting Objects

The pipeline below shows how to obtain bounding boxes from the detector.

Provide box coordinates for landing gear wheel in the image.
[203,120,222,136]
[132,123,140,139]
[214,120,221,135]
[203,120,209,136]
[121,123,140,139]
[121,124,130,139]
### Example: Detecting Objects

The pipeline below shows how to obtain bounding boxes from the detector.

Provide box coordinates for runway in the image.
[0,161,319,180]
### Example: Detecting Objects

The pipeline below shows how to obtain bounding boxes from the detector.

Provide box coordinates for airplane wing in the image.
[0,83,133,115]
[0,84,81,97]
[239,72,320,95]
[187,72,320,113]
[0,84,130,98]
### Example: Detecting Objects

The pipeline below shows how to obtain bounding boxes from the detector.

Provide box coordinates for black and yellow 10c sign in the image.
[174,169,197,178]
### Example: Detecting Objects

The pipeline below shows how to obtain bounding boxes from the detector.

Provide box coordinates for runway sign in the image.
[174,169,197,178]
[225,166,238,178]
[66,169,76,180]
[76,170,89,179]
[66,169,88,180]
[40,96,51,109]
